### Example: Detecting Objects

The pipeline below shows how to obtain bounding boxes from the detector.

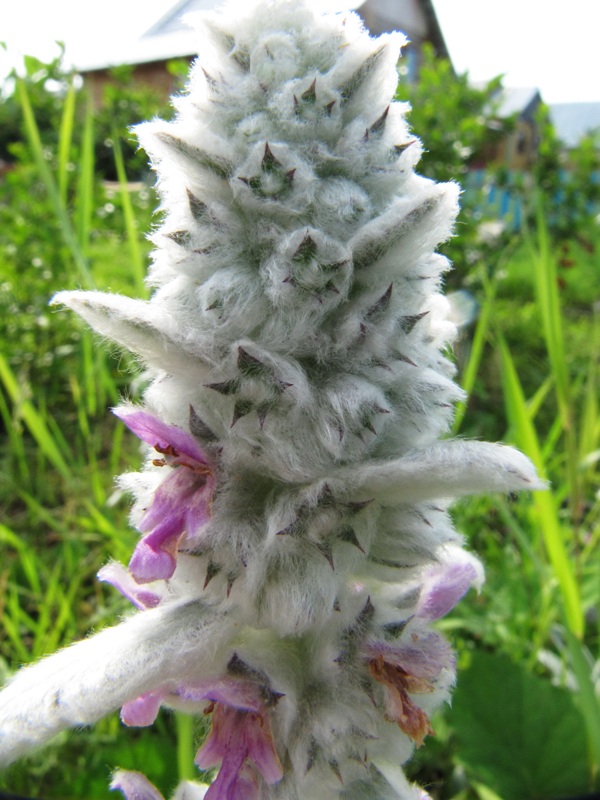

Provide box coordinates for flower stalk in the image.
[0,0,541,797]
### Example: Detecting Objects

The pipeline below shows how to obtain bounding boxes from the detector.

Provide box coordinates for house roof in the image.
[420,0,450,60]
[549,102,600,147]
[142,0,217,37]
[76,0,450,72]
[496,87,542,121]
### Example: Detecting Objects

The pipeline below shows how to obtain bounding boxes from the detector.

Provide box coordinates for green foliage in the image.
[93,62,186,180]
[395,44,507,183]
[445,214,600,798]
[1,713,182,798]
[451,652,591,800]
[396,44,514,274]
[0,54,181,800]
[530,104,600,241]
[0,48,74,162]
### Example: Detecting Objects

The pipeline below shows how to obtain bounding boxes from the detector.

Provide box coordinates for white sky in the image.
[1,0,599,104]
[432,0,600,104]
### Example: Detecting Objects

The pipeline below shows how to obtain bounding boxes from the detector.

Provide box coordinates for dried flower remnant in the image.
[368,654,435,747]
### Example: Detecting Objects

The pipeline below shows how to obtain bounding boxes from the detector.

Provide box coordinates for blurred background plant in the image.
[0,41,599,800]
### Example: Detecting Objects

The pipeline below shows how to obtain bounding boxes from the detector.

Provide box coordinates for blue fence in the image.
[463,169,525,231]
[464,168,600,232]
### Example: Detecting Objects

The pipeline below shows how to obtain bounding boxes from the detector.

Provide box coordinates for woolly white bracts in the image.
[0,1,542,798]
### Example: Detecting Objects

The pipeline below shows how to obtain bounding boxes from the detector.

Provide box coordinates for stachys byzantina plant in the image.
[0,1,542,797]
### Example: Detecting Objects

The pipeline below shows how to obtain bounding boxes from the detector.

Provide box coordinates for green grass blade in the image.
[112,131,146,294]
[473,782,504,800]
[18,490,71,536]
[15,76,94,289]
[453,289,493,434]
[0,524,28,555]
[0,383,29,482]
[529,201,580,517]
[35,558,82,657]
[1,604,31,663]
[58,80,76,206]
[0,353,72,481]
[498,335,584,638]
[580,348,599,477]
[76,94,96,253]
[0,525,43,597]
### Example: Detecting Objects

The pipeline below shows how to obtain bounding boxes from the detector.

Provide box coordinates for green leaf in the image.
[498,335,584,637]
[451,652,591,799]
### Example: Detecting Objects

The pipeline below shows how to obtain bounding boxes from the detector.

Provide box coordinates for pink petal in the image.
[196,706,283,795]
[114,406,208,465]
[195,731,227,771]
[245,714,283,784]
[121,690,164,727]
[184,481,215,537]
[417,561,478,621]
[130,469,213,582]
[129,534,182,583]
[195,705,240,770]
[139,468,207,533]
[205,763,258,800]
[97,562,163,609]
[178,678,264,713]
[110,770,165,800]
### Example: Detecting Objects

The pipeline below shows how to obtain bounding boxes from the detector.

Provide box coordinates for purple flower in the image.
[121,690,165,727]
[416,558,479,621]
[114,406,215,583]
[365,632,454,747]
[364,632,455,684]
[120,676,268,729]
[119,675,283,800]
[196,703,283,800]
[110,770,165,800]
[363,558,478,747]
[97,561,165,610]
[110,770,208,800]
[117,678,283,800]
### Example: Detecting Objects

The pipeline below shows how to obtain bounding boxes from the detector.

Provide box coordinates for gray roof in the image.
[496,87,541,120]
[142,0,217,37]
[549,102,600,147]
[77,0,450,72]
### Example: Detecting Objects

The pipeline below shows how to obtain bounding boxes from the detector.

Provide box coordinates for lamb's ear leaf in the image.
[350,182,459,271]
[0,599,227,768]
[330,441,545,505]
[52,291,210,377]
[338,44,389,106]
[152,132,233,179]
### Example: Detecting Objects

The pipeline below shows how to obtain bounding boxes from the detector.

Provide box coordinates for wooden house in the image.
[483,87,543,171]
[77,0,451,104]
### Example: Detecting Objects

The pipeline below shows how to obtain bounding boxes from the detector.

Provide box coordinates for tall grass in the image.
[0,72,202,797]
[450,210,600,789]
[1,82,126,658]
